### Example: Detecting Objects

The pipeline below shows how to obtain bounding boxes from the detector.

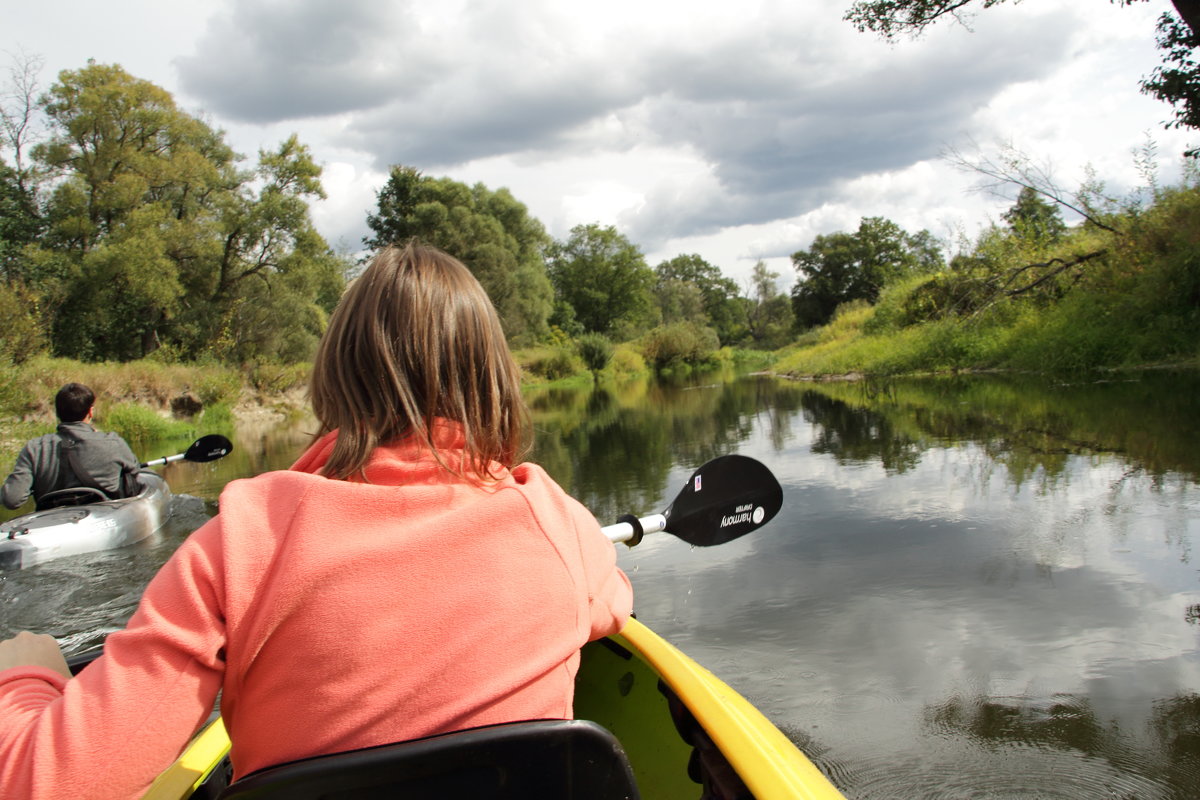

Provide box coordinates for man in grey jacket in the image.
[2,383,142,510]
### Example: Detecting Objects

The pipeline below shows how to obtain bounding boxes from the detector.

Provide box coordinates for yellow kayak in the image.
[141,618,844,799]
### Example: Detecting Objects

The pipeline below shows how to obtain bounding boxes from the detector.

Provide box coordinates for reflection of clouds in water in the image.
[622,398,1200,788]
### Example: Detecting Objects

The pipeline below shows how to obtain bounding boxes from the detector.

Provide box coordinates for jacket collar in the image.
[56,420,97,440]
[289,419,485,481]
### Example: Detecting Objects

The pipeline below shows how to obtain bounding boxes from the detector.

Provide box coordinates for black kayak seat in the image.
[215,718,642,800]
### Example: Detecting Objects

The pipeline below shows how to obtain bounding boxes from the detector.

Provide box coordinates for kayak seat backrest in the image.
[216,718,642,800]
[36,486,109,510]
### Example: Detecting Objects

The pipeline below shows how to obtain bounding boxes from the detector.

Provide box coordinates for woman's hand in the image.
[0,631,72,680]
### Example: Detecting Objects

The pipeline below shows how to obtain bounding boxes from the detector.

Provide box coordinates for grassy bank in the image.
[777,183,1200,379]
[0,356,309,467]
[775,293,1200,380]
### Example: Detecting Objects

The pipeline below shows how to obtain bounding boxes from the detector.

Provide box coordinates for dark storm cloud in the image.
[344,69,641,169]
[175,0,432,121]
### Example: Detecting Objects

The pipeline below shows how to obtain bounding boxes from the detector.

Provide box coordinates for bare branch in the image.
[995,249,1108,296]
[1,50,45,180]
[942,140,1121,234]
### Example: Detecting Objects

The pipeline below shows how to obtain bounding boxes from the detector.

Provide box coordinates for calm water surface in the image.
[2,371,1199,799]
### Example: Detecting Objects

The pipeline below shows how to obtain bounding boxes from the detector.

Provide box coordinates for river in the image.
[2,369,1199,799]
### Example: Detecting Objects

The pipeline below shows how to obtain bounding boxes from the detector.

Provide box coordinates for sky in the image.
[4,0,1195,288]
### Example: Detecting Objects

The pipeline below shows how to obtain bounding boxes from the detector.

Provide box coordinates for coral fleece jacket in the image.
[0,426,633,800]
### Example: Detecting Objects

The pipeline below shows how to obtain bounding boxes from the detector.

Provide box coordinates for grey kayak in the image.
[0,472,171,570]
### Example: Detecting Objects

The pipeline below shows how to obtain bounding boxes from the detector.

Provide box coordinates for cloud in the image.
[168,0,1182,259]
[176,0,436,121]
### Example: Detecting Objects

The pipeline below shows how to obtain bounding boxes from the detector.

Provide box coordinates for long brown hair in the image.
[309,242,527,481]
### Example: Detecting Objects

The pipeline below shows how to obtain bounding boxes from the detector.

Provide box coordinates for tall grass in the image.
[2,356,247,420]
[103,403,196,445]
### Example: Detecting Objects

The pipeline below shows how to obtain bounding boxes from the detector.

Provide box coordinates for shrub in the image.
[248,362,310,394]
[522,347,584,381]
[605,345,647,379]
[194,369,243,406]
[640,322,720,370]
[0,282,47,365]
[198,402,234,431]
[0,357,32,417]
[576,333,614,374]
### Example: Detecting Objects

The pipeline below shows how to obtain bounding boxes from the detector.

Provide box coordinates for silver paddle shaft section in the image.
[142,454,187,467]
[602,514,667,544]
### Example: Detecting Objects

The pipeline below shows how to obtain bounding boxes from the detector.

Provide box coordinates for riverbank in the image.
[773,290,1200,381]
[778,182,1200,380]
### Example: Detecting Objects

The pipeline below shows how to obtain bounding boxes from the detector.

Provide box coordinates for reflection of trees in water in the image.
[925,694,1123,756]
[792,371,1200,488]
[1150,693,1200,789]
[801,390,924,473]
[524,374,808,522]
[526,368,1199,513]
[924,691,1200,795]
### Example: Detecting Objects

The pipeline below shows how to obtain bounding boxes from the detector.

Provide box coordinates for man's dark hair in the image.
[55,383,95,423]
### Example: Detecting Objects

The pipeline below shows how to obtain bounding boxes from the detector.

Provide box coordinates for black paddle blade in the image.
[663,455,783,547]
[185,434,234,463]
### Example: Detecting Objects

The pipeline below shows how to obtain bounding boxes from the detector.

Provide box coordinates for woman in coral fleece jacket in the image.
[0,242,634,800]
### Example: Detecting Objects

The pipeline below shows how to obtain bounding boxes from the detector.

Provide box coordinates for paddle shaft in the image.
[602,514,666,544]
[141,453,187,468]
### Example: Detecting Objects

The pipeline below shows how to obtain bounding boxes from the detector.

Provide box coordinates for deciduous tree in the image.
[546,224,656,339]
[364,166,554,345]
[13,61,346,362]
[1002,186,1067,243]
[655,254,746,345]
[745,261,794,349]
[791,217,943,329]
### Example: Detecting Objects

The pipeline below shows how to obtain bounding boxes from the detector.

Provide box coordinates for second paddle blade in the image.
[664,454,783,547]
[185,434,234,463]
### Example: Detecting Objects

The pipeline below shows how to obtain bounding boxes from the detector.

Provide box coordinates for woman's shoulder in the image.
[507,460,554,488]
[216,468,326,510]
[506,462,596,523]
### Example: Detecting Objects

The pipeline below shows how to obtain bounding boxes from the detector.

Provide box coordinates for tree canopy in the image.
[844,0,1200,155]
[791,216,944,330]
[0,60,348,364]
[545,224,656,339]
[363,165,554,346]
[654,254,746,345]
[1002,186,1067,243]
[2,59,769,367]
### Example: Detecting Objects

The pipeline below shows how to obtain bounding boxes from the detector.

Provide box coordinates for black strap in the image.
[615,514,644,547]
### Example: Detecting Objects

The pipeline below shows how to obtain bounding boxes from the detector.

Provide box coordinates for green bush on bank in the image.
[247,361,310,394]
[602,345,647,380]
[104,403,196,444]
[576,333,614,374]
[639,322,721,370]
[518,346,585,382]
